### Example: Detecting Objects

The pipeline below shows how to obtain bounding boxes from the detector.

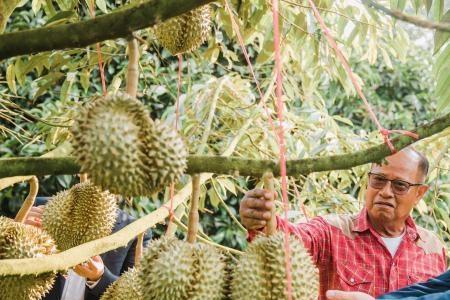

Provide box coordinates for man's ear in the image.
[415,185,429,203]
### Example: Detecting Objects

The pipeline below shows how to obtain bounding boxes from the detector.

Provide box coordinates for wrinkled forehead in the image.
[370,151,422,181]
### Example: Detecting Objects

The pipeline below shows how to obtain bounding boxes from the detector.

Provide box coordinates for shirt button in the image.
[350,278,355,283]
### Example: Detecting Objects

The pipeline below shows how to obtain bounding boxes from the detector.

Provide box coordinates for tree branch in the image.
[362,0,450,32]
[0,113,448,178]
[0,0,215,60]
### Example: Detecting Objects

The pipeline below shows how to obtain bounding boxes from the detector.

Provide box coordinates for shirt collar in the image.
[352,207,419,241]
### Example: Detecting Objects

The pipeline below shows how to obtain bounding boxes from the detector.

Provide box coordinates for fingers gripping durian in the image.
[100,268,143,300]
[154,5,211,55]
[0,217,57,300]
[71,92,187,197]
[42,182,117,251]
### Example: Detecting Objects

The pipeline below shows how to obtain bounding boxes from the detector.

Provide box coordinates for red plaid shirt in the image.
[249,208,446,299]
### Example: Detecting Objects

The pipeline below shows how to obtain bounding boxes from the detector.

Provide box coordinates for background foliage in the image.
[0,0,449,252]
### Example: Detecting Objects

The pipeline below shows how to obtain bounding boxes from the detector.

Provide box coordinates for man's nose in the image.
[379,181,394,197]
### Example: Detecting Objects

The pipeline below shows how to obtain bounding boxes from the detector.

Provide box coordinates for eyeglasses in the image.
[368,172,423,195]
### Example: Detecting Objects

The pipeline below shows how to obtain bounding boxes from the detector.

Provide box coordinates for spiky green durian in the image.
[42,182,117,251]
[71,92,155,196]
[144,119,187,193]
[0,217,56,300]
[71,92,187,196]
[100,268,143,300]
[154,5,211,55]
[139,239,225,300]
[231,232,319,300]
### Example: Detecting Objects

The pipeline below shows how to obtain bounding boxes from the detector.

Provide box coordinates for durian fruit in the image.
[71,92,187,197]
[154,5,211,55]
[0,216,56,300]
[100,268,143,300]
[71,92,155,196]
[139,239,226,300]
[42,182,117,251]
[231,232,319,300]
[144,119,187,193]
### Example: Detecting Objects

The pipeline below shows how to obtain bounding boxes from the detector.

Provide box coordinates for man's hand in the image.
[74,255,105,282]
[24,206,44,228]
[326,290,375,300]
[239,189,275,230]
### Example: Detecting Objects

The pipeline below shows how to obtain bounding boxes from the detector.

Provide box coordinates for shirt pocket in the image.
[336,261,374,292]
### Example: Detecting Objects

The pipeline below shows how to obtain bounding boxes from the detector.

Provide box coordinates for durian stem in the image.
[187,174,201,244]
[263,172,277,236]
[14,176,39,223]
[126,37,139,98]
[134,233,144,266]
[79,173,88,183]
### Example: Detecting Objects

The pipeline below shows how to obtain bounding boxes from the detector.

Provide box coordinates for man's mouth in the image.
[374,201,395,208]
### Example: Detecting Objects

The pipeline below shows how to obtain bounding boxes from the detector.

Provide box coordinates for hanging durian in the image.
[70,92,187,197]
[231,173,319,300]
[70,92,155,196]
[153,5,211,55]
[100,268,143,300]
[139,175,226,300]
[0,177,56,300]
[42,181,117,251]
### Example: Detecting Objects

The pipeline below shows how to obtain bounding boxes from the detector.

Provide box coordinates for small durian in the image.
[0,216,56,300]
[42,182,117,251]
[71,92,155,196]
[144,119,187,193]
[231,232,319,300]
[154,5,211,55]
[71,92,187,196]
[100,268,143,300]
[139,239,225,300]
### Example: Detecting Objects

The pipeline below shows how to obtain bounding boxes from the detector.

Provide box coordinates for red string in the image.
[88,1,107,96]
[272,0,293,299]
[304,0,418,152]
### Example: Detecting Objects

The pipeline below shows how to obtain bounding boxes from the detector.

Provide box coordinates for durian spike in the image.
[187,174,201,244]
[79,173,88,183]
[126,37,139,98]
[14,176,38,223]
[263,172,277,236]
[134,232,144,266]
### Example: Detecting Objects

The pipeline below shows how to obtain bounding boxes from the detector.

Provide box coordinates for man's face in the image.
[365,150,428,225]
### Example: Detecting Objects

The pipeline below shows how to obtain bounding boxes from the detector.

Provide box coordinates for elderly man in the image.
[239,147,446,299]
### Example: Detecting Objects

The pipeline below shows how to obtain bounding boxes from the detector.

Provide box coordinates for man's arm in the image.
[240,188,332,264]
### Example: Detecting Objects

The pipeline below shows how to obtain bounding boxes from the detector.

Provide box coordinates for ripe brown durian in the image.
[71,92,187,196]
[42,182,117,251]
[100,268,143,300]
[139,239,225,300]
[231,232,319,300]
[154,5,211,55]
[0,216,56,300]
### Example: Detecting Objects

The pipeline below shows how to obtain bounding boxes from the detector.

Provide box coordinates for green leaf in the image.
[431,0,443,21]
[207,188,220,208]
[217,177,237,195]
[45,10,76,25]
[96,0,107,14]
[80,70,91,93]
[434,9,450,54]
[6,64,17,94]
[425,0,433,15]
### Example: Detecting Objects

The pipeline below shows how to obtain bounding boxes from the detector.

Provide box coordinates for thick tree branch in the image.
[362,0,450,32]
[0,0,215,60]
[0,113,448,178]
